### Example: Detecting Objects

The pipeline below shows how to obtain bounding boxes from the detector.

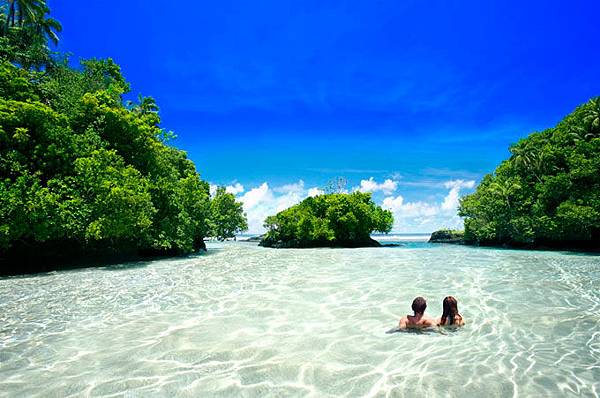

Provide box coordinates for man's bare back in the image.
[398,296,435,329]
[398,313,436,329]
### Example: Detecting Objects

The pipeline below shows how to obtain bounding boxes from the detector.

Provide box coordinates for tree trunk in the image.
[6,0,15,30]
[591,227,600,245]
[18,3,23,27]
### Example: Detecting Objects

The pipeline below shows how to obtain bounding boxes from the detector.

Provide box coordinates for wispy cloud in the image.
[395,180,448,189]
[420,167,484,180]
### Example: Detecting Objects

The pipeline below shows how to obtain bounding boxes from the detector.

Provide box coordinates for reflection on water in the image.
[1,242,599,397]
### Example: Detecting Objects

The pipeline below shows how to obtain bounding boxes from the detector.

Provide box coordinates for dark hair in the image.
[441,296,461,325]
[411,296,427,314]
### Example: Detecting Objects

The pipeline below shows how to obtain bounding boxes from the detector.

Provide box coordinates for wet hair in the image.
[411,296,427,314]
[441,296,461,325]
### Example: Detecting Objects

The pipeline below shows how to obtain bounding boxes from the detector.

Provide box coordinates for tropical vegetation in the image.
[209,187,248,241]
[0,1,247,274]
[458,98,600,248]
[0,0,61,69]
[260,192,393,248]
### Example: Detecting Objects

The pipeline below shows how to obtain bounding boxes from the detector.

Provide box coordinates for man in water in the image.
[398,296,436,329]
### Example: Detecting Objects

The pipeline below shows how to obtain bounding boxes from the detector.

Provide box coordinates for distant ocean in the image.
[236,233,432,242]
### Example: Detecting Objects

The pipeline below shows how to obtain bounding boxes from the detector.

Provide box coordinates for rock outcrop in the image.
[428,230,465,244]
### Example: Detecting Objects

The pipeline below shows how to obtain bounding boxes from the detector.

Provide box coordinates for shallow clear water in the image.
[1,242,599,397]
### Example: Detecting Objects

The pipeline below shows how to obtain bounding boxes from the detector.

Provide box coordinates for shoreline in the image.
[429,231,600,254]
[4,236,598,278]
[0,240,208,278]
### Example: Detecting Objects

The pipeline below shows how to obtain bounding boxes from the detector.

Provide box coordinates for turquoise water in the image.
[1,242,599,397]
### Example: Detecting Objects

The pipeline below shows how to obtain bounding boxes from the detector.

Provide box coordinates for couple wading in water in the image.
[398,296,464,330]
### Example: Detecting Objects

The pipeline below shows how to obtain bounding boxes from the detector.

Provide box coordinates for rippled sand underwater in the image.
[1,242,599,397]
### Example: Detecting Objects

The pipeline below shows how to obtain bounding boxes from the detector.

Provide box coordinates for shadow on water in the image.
[199,247,225,255]
[478,245,599,257]
[101,247,224,272]
[386,326,437,335]
[0,248,219,279]
[386,326,463,336]
[557,250,600,257]
[0,258,153,279]
[426,241,600,257]
[100,248,222,271]
[101,261,151,271]
[442,241,600,257]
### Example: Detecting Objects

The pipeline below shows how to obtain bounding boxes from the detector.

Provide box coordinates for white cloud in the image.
[274,180,305,195]
[358,177,398,195]
[239,181,312,233]
[382,195,438,218]
[443,179,476,190]
[307,187,324,197]
[382,178,476,232]
[441,179,475,211]
[382,195,404,211]
[441,189,460,211]
[239,183,276,233]
[209,182,245,197]
[240,183,272,210]
[209,184,218,197]
[225,183,245,195]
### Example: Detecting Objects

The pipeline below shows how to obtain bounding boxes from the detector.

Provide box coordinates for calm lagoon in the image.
[1,241,599,397]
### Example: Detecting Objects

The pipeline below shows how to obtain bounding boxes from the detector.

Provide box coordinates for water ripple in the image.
[1,242,600,397]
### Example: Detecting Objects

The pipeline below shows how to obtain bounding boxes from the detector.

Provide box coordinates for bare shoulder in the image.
[399,315,411,328]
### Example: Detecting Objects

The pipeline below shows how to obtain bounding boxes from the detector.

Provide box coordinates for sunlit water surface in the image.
[1,241,600,397]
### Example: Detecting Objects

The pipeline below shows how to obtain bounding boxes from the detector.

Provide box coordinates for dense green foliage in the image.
[209,187,248,241]
[261,192,393,248]
[0,0,61,69]
[459,98,600,247]
[0,59,208,258]
[0,1,247,273]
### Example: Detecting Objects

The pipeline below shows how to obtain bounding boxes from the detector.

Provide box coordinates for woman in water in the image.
[438,296,465,327]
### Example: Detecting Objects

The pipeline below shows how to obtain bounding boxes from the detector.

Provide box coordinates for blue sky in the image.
[51,0,600,233]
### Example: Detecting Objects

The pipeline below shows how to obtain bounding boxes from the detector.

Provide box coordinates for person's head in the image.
[441,296,460,325]
[411,296,427,315]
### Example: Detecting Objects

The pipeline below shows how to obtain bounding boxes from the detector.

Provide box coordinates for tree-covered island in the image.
[432,98,600,250]
[260,192,393,248]
[0,1,247,275]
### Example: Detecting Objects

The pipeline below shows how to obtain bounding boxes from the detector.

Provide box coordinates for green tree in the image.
[261,192,393,248]
[459,97,600,248]
[127,94,159,115]
[0,1,252,275]
[0,0,61,68]
[209,187,248,241]
[582,97,600,138]
[0,55,218,274]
